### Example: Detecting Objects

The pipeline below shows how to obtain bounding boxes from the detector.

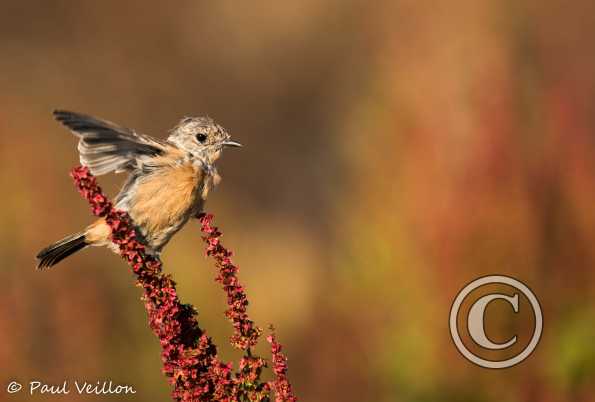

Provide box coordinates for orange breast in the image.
[130,163,202,245]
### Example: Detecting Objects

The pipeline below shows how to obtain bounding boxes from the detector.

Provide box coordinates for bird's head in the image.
[167,116,241,162]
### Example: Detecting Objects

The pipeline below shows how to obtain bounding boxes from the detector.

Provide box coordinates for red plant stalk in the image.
[70,166,296,402]
[267,327,297,402]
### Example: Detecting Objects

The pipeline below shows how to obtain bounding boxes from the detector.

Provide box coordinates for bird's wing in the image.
[53,110,171,176]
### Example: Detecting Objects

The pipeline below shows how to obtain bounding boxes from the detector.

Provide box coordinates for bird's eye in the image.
[196,133,207,143]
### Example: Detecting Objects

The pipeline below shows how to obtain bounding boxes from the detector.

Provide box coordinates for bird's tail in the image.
[36,232,87,270]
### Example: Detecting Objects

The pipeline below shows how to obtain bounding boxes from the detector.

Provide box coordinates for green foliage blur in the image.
[1,1,594,401]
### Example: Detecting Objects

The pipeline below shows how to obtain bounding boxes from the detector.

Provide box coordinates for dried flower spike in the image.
[71,165,296,402]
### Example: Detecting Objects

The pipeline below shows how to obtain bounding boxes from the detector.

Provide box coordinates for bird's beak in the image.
[223,140,243,148]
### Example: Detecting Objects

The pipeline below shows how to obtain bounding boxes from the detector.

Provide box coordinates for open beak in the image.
[223,140,243,148]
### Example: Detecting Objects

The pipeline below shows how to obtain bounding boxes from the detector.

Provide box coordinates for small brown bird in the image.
[36,110,241,269]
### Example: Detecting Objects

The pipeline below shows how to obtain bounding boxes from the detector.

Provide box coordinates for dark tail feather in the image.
[36,233,87,270]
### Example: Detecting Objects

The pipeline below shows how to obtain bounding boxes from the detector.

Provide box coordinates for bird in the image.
[36,110,241,269]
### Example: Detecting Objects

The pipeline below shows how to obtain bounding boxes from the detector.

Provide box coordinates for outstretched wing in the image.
[54,110,169,175]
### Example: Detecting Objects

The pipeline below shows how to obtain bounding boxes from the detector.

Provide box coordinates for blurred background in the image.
[1,1,595,401]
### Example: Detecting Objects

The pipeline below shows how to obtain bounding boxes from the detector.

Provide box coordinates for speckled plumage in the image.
[36,110,240,269]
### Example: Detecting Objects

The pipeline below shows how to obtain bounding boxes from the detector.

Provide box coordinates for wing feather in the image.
[53,110,168,175]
